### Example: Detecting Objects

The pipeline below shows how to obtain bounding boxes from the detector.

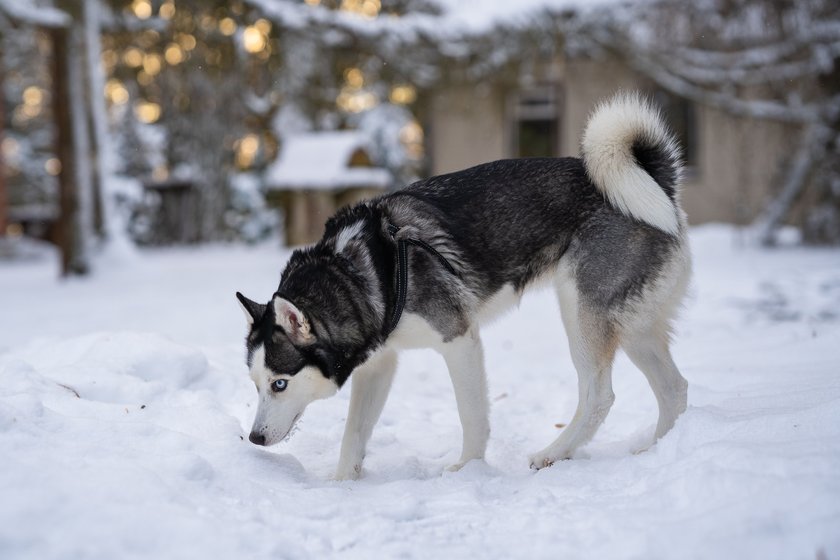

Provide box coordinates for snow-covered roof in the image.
[429,0,624,33]
[265,131,391,191]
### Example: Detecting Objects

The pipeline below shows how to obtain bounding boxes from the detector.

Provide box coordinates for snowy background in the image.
[1,225,839,559]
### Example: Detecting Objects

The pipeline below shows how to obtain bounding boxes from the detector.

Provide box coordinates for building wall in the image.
[682,105,790,225]
[428,85,509,175]
[429,55,797,226]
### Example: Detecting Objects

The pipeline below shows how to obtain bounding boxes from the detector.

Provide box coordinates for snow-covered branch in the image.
[0,0,69,28]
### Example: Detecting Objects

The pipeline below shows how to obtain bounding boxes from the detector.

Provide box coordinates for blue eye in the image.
[272,378,288,392]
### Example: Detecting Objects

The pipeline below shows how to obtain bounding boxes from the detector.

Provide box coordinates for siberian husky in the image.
[236,92,691,479]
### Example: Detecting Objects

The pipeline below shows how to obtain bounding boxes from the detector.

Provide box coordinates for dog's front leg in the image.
[440,328,490,471]
[334,349,397,480]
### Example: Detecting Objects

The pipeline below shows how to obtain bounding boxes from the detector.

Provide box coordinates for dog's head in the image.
[236,292,339,446]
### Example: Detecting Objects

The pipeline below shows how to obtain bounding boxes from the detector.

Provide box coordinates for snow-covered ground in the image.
[1,226,838,559]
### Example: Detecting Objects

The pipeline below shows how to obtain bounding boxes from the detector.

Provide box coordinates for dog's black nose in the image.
[249,432,266,446]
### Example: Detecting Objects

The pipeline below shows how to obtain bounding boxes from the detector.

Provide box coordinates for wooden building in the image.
[264,131,391,246]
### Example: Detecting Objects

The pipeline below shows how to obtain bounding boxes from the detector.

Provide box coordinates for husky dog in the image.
[237,92,691,479]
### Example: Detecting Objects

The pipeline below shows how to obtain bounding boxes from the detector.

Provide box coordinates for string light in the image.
[159,0,175,19]
[344,68,364,88]
[219,17,237,36]
[341,0,380,18]
[105,79,129,105]
[164,43,185,65]
[389,85,416,105]
[142,53,163,76]
[131,0,152,19]
[400,120,424,158]
[123,47,143,67]
[44,158,62,176]
[242,25,267,53]
[135,101,162,123]
[236,134,260,168]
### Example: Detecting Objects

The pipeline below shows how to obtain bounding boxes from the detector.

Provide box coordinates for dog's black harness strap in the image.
[384,223,457,336]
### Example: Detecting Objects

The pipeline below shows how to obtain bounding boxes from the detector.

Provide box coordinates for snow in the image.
[264,131,392,191]
[430,0,627,33]
[0,0,70,28]
[1,225,839,559]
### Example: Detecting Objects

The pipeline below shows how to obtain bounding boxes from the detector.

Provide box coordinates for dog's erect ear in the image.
[273,297,315,345]
[236,292,266,325]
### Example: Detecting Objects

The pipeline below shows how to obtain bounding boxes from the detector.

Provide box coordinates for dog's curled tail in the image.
[581,92,683,235]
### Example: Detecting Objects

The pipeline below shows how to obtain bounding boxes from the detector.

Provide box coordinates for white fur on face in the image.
[249,346,338,445]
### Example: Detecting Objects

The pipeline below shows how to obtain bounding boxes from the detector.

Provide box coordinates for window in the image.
[511,85,560,158]
[651,90,698,169]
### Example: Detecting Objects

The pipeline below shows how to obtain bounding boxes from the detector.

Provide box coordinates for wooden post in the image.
[0,64,7,237]
[51,26,86,275]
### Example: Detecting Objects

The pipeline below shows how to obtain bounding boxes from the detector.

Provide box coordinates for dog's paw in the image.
[528,455,554,470]
[528,449,571,470]
[445,461,467,473]
[445,457,483,473]
[333,463,362,481]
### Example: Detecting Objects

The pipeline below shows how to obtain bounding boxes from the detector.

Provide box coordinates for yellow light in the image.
[242,26,266,53]
[21,104,41,118]
[135,101,162,123]
[389,85,416,105]
[123,47,144,67]
[236,133,260,168]
[159,0,175,19]
[137,71,153,86]
[131,0,152,19]
[45,158,62,176]
[337,87,377,113]
[219,17,237,36]
[344,68,364,88]
[361,0,380,18]
[105,79,129,105]
[164,43,184,65]
[254,18,272,34]
[400,120,424,158]
[142,53,162,76]
[177,33,197,51]
[23,86,44,106]
[304,0,321,5]
[341,0,379,18]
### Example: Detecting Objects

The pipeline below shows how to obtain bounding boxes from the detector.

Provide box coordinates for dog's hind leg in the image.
[440,328,490,472]
[335,349,397,480]
[621,326,688,441]
[529,277,617,469]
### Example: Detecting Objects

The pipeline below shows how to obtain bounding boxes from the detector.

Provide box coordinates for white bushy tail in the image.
[581,92,683,235]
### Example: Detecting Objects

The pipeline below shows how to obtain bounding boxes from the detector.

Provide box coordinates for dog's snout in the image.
[249,432,266,446]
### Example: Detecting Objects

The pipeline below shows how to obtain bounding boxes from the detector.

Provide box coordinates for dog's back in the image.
[378,93,688,327]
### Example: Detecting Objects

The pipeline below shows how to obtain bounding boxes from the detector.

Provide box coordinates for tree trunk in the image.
[83,0,107,239]
[51,25,90,275]
[754,124,831,246]
[0,64,7,238]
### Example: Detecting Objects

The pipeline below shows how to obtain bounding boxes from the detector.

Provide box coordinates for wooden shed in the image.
[264,131,391,246]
